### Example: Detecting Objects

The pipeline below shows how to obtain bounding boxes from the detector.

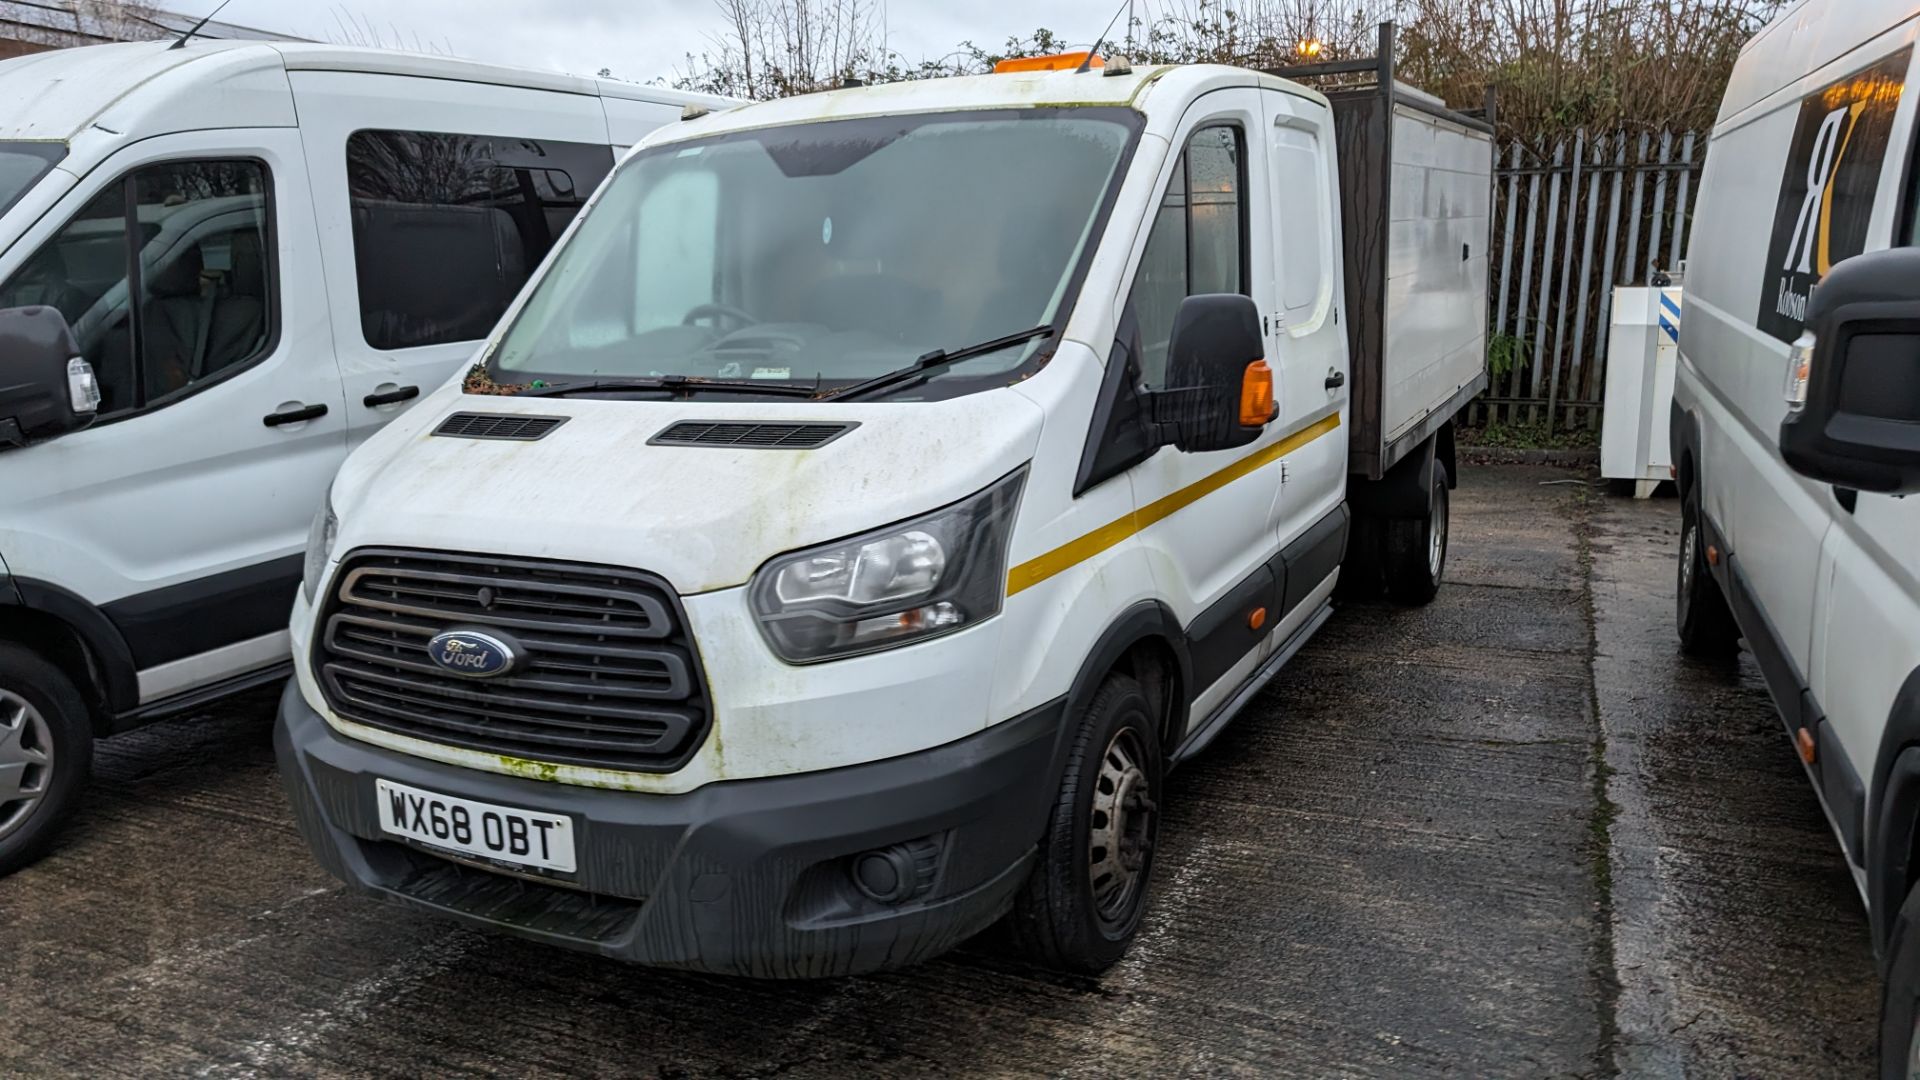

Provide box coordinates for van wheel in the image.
[1879,885,1920,1078]
[1010,671,1162,974]
[1382,462,1449,605]
[1676,493,1740,660]
[0,643,92,876]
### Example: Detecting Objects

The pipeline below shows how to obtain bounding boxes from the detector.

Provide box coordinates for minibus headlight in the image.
[749,468,1027,663]
[301,485,339,604]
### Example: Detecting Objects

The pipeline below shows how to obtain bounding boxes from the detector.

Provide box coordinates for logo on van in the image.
[425,629,518,678]
[1758,48,1911,342]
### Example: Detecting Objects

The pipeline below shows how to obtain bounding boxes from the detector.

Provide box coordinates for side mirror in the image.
[0,305,99,450]
[1148,293,1275,453]
[1780,248,1920,495]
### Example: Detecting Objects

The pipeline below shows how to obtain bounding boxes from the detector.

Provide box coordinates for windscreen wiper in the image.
[821,325,1054,402]
[517,375,820,399]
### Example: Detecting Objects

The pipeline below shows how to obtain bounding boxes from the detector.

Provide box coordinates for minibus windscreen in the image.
[0,142,66,218]
[489,108,1138,399]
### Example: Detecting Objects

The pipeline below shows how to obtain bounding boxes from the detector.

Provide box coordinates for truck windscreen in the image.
[0,142,65,218]
[488,108,1139,398]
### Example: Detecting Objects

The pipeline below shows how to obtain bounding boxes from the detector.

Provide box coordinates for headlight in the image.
[301,485,339,604]
[749,468,1027,663]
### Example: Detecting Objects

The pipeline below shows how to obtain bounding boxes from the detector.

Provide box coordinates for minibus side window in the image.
[345,131,615,351]
[0,158,274,419]
[1126,124,1248,387]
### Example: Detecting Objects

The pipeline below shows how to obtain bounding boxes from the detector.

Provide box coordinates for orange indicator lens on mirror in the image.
[1240,360,1277,426]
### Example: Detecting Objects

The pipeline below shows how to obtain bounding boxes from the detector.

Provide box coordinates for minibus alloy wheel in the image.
[0,643,91,876]
[1009,670,1162,973]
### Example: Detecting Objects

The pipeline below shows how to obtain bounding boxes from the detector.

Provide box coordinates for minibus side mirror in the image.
[0,305,99,451]
[1779,248,1920,495]
[1148,293,1275,454]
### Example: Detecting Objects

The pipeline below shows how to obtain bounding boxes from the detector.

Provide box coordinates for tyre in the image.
[1676,490,1741,660]
[1382,460,1450,605]
[1880,884,1920,1078]
[1010,671,1163,974]
[0,643,92,876]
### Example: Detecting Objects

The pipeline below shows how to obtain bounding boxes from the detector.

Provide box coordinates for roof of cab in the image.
[0,39,735,142]
[654,62,1326,146]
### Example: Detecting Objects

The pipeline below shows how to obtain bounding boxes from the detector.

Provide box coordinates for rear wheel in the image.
[0,643,92,876]
[1676,489,1741,660]
[1010,671,1162,973]
[1383,461,1450,605]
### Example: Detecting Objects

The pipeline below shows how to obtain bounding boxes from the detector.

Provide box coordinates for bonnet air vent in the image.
[649,421,857,449]
[433,413,569,441]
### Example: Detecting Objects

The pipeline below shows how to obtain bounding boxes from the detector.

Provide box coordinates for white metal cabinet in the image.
[1601,286,1681,497]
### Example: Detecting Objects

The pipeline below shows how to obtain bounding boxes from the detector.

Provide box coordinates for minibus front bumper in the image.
[274,680,1068,977]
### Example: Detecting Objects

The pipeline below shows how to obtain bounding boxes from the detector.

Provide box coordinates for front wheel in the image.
[0,643,92,876]
[1676,493,1741,660]
[1009,671,1162,973]
[1383,461,1450,605]
[1879,885,1920,1078]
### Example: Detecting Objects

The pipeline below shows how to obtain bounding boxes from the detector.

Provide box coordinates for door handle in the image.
[364,385,421,408]
[263,403,328,427]
[1325,370,1347,390]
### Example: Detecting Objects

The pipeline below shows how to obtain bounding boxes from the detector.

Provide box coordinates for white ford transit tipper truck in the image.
[271,39,1493,976]
[1674,0,1920,1070]
[0,40,730,875]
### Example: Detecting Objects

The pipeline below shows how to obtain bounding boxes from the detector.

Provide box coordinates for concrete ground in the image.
[0,467,1879,1077]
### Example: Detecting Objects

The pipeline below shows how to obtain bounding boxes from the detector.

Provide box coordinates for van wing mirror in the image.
[1146,293,1274,454]
[0,305,99,450]
[1779,248,1920,495]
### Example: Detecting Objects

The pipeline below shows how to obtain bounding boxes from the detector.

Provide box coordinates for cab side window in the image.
[1127,125,1248,386]
[346,131,614,351]
[0,159,273,418]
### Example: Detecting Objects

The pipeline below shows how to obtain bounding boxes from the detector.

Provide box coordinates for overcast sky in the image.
[198,1,1128,87]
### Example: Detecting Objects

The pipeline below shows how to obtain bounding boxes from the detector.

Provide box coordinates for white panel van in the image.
[270,43,1493,977]
[1675,1,1920,1070]
[0,39,731,874]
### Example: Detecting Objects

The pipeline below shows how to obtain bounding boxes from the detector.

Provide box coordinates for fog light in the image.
[850,838,940,905]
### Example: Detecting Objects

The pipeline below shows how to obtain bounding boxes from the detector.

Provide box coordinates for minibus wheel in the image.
[1879,885,1920,1079]
[1676,492,1740,660]
[1010,670,1162,973]
[1383,461,1449,605]
[0,643,91,877]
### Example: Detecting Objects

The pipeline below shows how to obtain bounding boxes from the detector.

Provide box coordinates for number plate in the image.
[375,779,577,873]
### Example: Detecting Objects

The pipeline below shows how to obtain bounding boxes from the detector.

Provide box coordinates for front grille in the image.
[434,413,568,441]
[315,549,709,772]
[649,421,855,449]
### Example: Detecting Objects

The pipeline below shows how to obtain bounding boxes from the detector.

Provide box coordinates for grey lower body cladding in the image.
[274,680,1068,977]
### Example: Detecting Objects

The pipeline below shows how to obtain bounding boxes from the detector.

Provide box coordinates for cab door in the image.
[1259,89,1349,601]
[0,129,348,698]
[288,71,615,445]
[1119,89,1286,720]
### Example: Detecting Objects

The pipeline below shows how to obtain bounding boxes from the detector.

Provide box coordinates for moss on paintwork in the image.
[496,755,563,783]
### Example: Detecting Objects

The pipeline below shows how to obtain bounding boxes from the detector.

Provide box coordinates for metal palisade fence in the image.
[1472,128,1705,430]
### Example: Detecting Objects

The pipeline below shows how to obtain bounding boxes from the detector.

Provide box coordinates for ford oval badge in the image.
[426,629,516,678]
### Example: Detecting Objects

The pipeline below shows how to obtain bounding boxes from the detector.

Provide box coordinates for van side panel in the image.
[1683,20,1920,682]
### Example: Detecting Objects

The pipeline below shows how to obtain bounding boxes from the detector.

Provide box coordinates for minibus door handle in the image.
[263,403,329,427]
[364,385,421,408]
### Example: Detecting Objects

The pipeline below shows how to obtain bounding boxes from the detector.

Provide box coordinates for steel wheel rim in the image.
[1428,486,1448,580]
[0,688,54,842]
[1088,726,1155,927]
[1907,1008,1920,1079]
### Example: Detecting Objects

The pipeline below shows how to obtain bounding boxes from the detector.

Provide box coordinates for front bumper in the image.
[274,680,1068,977]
